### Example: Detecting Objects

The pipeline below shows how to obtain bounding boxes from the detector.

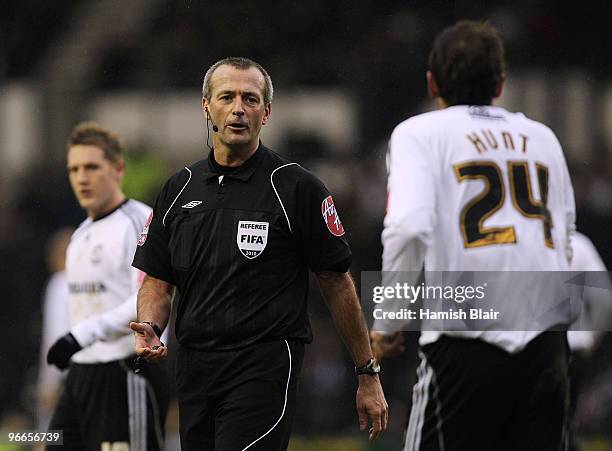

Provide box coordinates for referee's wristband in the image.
[141,321,162,339]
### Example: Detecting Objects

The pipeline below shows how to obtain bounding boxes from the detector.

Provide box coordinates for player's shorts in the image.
[176,339,305,451]
[404,332,569,451]
[47,356,169,451]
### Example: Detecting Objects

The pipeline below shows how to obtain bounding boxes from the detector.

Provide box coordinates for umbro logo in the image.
[182,200,203,209]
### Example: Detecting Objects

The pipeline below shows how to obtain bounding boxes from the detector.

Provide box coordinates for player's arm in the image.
[49,292,136,366]
[561,150,576,264]
[45,273,169,370]
[548,129,576,263]
[77,290,137,338]
[47,290,144,369]
[316,270,388,442]
[129,274,174,362]
[371,125,434,349]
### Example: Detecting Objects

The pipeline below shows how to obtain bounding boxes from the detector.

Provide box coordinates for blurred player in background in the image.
[37,227,72,431]
[567,231,612,352]
[45,122,169,450]
[372,20,575,450]
[567,231,612,449]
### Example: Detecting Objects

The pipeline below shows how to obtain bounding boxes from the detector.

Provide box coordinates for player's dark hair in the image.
[202,57,273,105]
[67,121,124,163]
[428,20,506,106]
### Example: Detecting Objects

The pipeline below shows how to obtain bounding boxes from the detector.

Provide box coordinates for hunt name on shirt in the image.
[466,129,530,154]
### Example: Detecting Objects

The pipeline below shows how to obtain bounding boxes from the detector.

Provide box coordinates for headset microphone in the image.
[204,107,217,151]
[206,107,219,132]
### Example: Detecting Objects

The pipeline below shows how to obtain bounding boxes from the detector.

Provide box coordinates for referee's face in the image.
[67,144,124,219]
[204,65,271,154]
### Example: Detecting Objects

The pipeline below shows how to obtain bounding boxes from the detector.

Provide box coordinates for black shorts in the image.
[405,332,569,451]
[176,339,305,451]
[47,357,169,451]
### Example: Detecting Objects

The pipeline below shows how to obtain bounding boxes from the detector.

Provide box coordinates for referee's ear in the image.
[262,102,272,125]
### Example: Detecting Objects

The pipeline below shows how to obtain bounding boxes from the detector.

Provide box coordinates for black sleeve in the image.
[132,178,176,285]
[295,171,352,273]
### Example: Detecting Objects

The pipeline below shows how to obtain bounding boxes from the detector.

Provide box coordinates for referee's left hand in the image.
[356,375,388,442]
[129,321,167,362]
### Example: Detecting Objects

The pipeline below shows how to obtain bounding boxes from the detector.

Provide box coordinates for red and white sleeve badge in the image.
[137,212,153,246]
[321,195,345,237]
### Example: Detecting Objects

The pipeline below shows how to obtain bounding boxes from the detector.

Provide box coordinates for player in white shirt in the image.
[46,122,168,451]
[371,21,575,450]
[568,232,612,351]
[37,228,72,431]
[566,232,612,448]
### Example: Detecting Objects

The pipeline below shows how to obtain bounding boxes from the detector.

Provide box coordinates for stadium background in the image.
[1,1,611,449]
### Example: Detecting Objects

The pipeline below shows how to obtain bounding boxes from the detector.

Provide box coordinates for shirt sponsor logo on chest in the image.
[236,220,269,259]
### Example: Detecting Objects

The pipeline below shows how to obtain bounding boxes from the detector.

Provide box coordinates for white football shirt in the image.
[66,199,151,363]
[377,105,576,353]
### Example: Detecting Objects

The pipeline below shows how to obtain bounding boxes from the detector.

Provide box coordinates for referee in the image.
[129,57,387,450]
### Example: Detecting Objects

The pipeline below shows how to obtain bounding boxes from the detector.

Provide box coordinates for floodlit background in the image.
[1,1,611,450]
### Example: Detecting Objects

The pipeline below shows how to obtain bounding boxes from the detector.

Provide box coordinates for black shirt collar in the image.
[92,198,129,221]
[202,143,266,181]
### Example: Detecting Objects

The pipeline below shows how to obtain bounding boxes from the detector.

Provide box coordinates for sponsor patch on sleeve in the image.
[321,195,345,237]
[137,212,153,246]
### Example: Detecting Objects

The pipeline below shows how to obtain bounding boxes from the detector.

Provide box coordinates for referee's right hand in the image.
[129,321,167,362]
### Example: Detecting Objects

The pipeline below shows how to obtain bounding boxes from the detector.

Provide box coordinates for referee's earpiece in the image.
[205,107,219,133]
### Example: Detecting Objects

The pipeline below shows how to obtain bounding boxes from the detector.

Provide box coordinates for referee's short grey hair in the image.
[202,57,273,105]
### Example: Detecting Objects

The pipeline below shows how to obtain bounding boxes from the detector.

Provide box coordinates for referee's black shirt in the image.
[133,144,352,350]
